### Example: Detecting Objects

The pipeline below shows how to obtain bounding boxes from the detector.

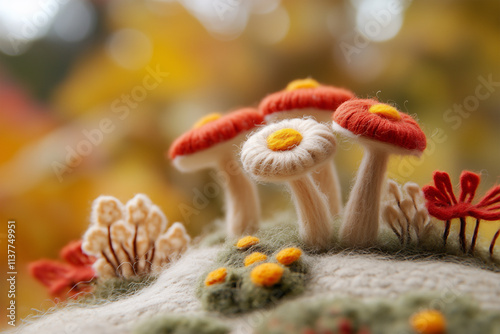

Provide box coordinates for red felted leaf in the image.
[459,171,480,204]
[60,240,95,267]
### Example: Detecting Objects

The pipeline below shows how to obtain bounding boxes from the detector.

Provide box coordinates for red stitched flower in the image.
[423,171,478,220]
[29,240,96,299]
[423,171,500,253]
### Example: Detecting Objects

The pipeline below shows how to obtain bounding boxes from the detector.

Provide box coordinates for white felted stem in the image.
[340,148,389,248]
[219,156,260,237]
[289,175,332,250]
[312,160,343,217]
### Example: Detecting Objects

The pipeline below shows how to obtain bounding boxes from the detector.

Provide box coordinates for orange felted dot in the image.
[410,310,447,334]
[192,113,222,129]
[267,128,303,151]
[250,263,284,287]
[244,252,267,266]
[236,236,260,249]
[275,247,302,266]
[368,104,401,121]
[205,267,227,286]
[286,78,320,91]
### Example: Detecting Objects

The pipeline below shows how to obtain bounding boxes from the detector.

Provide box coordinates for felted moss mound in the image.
[197,225,310,314]
[257,294,500,334]
[133,315,229,334]
[80,275,158,305]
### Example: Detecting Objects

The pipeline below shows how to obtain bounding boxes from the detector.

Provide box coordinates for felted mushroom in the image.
[259,78,355,217]
[241,118,336,250]
[332,99,427,247]
[168,108,264,237]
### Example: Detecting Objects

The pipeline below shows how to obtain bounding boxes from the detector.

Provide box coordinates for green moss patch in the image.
[80,275,158,305]
[197,224,309,314]
[133,314,229,334]
[258,294,500,334]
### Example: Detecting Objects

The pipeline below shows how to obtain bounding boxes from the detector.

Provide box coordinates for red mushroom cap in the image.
[168,108,264,159]
[332,98,426,152]
[259,81,355,118]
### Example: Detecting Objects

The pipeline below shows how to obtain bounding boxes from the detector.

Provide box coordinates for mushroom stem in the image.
[288,175,332,250]
[218,157,260,237]
[312,160,342,216]
[340,147,389,247]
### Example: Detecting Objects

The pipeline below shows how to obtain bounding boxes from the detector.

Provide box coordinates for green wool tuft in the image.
[80,275,158,305]
[257,293,500,334]
[132,314,230,334]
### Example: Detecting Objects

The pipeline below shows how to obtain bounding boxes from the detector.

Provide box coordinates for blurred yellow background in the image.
[0,0,499,327]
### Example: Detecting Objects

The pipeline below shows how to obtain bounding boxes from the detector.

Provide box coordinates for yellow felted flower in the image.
[236,236,260,249]
[410,310,446,334]
[244,252,267,266]
[250,263,284,287]
[276,247,302,266]
[205,267,227,286]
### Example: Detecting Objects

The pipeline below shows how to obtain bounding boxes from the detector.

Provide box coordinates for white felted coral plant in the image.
[82,194,190,279]
[382,180,434,245]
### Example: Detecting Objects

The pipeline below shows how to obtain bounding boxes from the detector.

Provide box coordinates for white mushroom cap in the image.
[241,118,336,182]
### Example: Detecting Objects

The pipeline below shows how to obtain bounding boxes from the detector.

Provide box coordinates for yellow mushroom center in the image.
[368,104,401,121]
[192,113,222,129]
[286,78,320,91]
[267,128,303,151]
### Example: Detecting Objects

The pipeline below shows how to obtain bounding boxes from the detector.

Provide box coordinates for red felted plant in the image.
[423,171,500,254]
[29,240,96,299]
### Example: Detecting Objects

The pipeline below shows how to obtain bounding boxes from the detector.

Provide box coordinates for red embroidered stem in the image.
[133,225,139,274]
[121,243,134,265]
[101,251,118,274]
[490,229,500,256]
[469,219,481,254]
[405,219,411,245]
[107,226,122,276]
[390,226,403,244]
[443,220,451,246]
[459,217,467,252]
[146,244,156,272]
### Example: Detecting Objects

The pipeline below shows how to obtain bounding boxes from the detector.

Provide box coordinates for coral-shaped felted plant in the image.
[29,240,96,299]
[82,194,190,279]
[423,170,500,254]
[382,179,434,245]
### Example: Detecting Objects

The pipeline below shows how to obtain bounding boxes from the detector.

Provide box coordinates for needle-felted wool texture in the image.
[169,108,263,237]
[14,219,500,334]
[196,231,309,314]
[241,118,336,249]
[257,294,500,334]
[168,107,264,160]
[332,99,427,248]
[260,79,349,218]
[332,99,427,152]
[241,118,336,181]
[259,81,355,122]
[133,315,230,334]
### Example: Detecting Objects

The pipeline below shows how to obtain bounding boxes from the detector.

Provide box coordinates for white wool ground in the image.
[13,246,500,334]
